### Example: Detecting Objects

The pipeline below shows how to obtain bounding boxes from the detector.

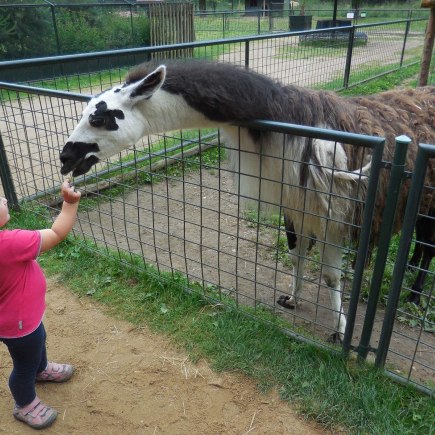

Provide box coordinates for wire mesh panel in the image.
[377,149,435,394]
[1,79,434,394]
[347,20,424,88]
[0,90,81,199]
[0,22,433,394]
[0,82,378,346]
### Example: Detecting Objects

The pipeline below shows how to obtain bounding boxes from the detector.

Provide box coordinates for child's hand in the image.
[61,179,81,204]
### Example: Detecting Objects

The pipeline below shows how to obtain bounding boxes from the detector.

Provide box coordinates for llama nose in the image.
[60,160,74,175]
[59,144,77,175]
[59,141,100,175]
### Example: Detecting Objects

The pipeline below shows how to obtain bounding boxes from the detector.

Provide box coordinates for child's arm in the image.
[39,180,81,253]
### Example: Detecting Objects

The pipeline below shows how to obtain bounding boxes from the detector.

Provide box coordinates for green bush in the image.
[0,6,57,60]
[0,5,150,60]
[56,7,150,54]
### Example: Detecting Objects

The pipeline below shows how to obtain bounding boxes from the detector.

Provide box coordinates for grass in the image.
[317,57,426,92]
[6,205,435,434]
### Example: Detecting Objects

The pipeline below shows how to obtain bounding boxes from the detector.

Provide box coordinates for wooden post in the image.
[419,0,435,86]
[149,3,195,59]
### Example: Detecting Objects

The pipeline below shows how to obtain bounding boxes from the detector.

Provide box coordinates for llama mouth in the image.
[60,141,101,176]
[60,155,100,177]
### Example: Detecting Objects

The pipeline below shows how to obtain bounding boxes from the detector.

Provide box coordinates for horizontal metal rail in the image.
[0,82,91,102]
[0,17,427,73]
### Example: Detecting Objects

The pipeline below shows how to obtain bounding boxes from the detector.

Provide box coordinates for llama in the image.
[59,60,435,342]
[405,211,435,306]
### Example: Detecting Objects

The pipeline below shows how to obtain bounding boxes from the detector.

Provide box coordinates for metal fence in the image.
[1,17,431,88]
[193,7,429,40]
[0,2,430,60]
[0,39,434,395]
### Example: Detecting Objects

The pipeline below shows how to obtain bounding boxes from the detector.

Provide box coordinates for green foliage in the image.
[356,228,435,331]
[0,4,150,59]
[0,14,16,39]
[0,6,56,60]
[131,14,151,48]
[56,9,106,54]
[56,8,150,54]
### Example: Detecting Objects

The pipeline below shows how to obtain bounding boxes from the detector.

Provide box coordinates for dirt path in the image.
[0,278,329,435]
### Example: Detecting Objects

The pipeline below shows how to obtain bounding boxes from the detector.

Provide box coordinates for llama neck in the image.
[127,60,334,128]
[137,90,221,134]
[160,61,298,125]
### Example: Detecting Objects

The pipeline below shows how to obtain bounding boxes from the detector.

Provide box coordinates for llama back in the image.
[349,86,435,247]
[223,85,435,249]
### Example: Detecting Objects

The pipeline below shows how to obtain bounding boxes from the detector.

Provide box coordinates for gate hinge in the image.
[380,161,413,179]
[381,160,391,169]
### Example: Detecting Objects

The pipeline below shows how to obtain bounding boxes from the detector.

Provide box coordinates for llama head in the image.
[60,65,166,176]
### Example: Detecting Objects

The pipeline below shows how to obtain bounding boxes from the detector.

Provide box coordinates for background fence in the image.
[0,2,430,60]
[1,17,432,87]
[0,27,434,395]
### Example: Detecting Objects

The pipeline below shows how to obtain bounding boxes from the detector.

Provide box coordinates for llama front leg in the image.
[277,226,310,309]
[321,237,347,343]
[406,248,434,306]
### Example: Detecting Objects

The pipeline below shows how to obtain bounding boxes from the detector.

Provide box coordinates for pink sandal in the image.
[13,397,57,429]
[36,362,74,383]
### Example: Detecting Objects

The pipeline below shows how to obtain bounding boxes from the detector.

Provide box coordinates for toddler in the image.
[0,180,81,429]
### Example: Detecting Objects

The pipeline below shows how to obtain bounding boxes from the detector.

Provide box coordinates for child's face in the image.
[0,198,10,227]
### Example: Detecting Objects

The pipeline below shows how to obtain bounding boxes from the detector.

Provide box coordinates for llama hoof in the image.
[277,295,297,309]
[327,332,343,344]
[405,292,421,306]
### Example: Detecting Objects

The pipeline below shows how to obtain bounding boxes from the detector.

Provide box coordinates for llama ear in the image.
[128,65,166,103]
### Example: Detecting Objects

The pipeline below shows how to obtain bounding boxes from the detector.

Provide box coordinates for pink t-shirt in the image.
[0,229,46,338]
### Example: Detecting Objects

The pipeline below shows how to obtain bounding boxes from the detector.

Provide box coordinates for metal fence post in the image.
[357,135,410,361]
[245,41,250,69]
[222,12,226,38]
[129,3,134,46]
[375,143,435,368]
[0,132,19,210]
[343,26,356,88]
[42,1,61,55]
[342,138,385,354]
[399,19,410,67]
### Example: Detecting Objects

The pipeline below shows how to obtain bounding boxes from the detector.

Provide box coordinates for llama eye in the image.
[89,115,106,128]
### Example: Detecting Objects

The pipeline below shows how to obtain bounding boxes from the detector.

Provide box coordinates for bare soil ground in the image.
[0,279,329,435]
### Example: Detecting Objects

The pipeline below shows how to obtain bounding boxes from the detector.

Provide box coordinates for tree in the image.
[1,6,56,60]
